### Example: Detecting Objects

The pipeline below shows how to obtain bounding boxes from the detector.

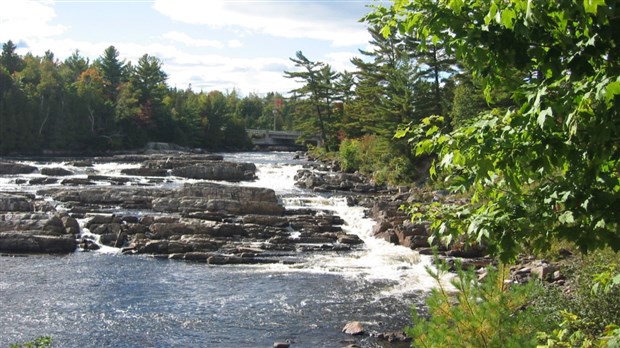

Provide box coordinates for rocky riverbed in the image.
[0,154,364,265]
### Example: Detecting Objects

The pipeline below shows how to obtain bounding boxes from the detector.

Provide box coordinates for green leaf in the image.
[605,80,620,107]
[583,0,606,14]
[500,8,516,29]
[559,211,575,224]
[394,126,410,139]
[594,219,606,229]
[426,125,439,136]
[440,152,454,167]
[537,107,553,128]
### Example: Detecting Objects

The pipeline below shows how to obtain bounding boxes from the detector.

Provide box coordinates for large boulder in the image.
[0,231,77,253]
[0,161,37,175]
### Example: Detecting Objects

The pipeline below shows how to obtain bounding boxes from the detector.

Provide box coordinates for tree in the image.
[97,45,125,101]
[74,68,105,135]
[0,40,23,74]
[368,0,620,261]
[284,51,341,151]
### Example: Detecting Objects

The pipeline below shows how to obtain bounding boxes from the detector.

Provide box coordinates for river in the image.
[0,152,435,347]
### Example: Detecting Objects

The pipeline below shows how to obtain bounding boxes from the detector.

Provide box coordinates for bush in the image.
[338,138,361,173]
[537,249,620,339]
[408,261,549,348]
[337,135,418,184]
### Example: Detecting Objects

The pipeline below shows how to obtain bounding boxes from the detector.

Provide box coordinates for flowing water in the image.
[0,152,436,347]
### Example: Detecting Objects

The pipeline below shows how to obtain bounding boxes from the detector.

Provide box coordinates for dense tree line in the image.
[0,42,291,154]
[284,25,468,183]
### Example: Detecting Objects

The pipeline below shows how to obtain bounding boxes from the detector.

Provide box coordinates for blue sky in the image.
[1,0,381,95]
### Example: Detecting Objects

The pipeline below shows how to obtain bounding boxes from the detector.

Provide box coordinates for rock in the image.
[0,231,77,253]
[0,161,37,175]
[29,177,59,185]
[295,169,382,193]
[373,331,411,342]
[79,238,100,251]
[121,168,169,176]
[176,252,211,261]
[60,178,96,186]
[0,193,33,212]
[172,162,256,181]
[49,187,164,208]
[338,234,364,245]
[91,223,122,235]
[43,215,64,234]
[144,142,190,152]
[139,241,193,254]
[0,213,67,232]
[342,321,365,336]
[531,262,557,281]
[153,188,284,215]
[273,342,290,348]
[71,160,93,167]
[149,222,196,239]
[376,230,399,245]
[41,167,74,176]
[242,215,289,227]
[87,175,134,185]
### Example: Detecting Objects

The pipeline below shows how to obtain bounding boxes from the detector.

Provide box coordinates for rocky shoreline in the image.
[293,159,568,288]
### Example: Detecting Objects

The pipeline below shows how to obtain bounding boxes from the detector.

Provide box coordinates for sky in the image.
[0,0,382,96]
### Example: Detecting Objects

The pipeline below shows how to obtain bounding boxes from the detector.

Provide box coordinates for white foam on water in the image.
[241,158,446,293]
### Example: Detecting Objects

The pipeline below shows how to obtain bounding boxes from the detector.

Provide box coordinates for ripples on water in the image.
[0,152,434,347]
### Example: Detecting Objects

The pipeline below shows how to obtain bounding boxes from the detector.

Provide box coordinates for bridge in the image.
[246,129,322,151]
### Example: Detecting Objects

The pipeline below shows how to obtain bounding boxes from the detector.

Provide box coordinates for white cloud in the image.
[162,31,224,48]
[324,51,361,73]
[152,0,370,47]
[17,35,298,95]
[0,0,67,43]
[227,39,243,48]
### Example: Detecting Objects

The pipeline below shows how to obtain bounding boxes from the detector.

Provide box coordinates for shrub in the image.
[337,135,418,184]
[408,261,549,348]
[539,249,620,338]
[338,138,361,173]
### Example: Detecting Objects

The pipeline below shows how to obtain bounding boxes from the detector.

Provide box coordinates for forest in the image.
[0,44,296,153]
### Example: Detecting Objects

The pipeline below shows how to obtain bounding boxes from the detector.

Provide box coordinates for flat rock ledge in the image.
[0,181,364,261]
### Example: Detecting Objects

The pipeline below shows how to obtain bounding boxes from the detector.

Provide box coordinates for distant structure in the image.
[246,129,321,151]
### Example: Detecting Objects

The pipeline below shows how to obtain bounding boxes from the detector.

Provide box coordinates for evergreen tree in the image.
[97,45,125,101]
[0,40,23,74]
[284,51,341,151]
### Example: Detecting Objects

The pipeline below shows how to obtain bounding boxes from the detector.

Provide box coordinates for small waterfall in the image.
[233,153,441,293]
